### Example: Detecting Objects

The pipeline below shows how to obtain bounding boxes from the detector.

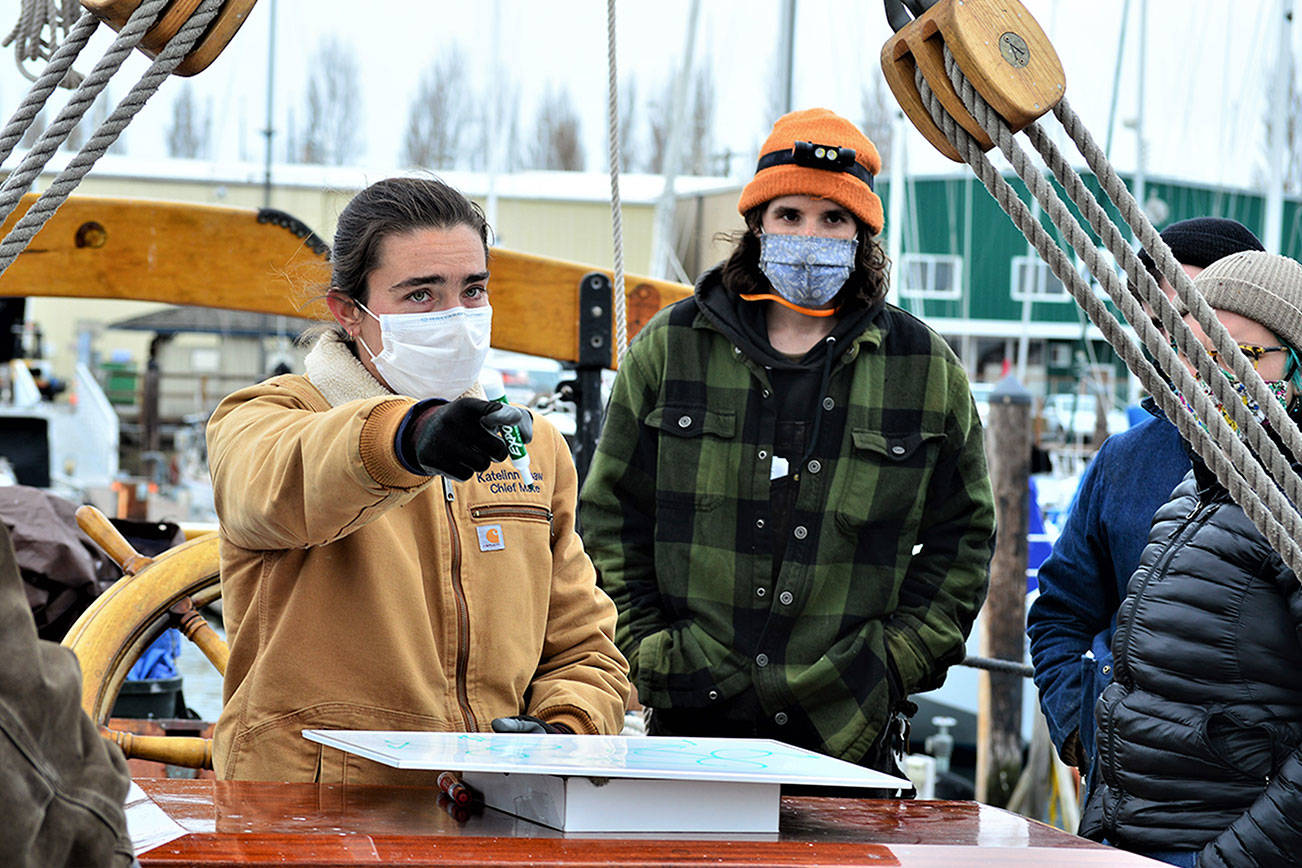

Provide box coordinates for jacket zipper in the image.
[1102,497,1210,831]
[442,476,478,731]
[1111,499,1210,682]
[469,504,553,525]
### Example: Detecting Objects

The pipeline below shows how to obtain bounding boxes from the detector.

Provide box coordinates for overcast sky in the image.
[0,0,1293,191]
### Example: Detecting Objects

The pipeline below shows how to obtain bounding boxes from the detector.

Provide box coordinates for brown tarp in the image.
[0,486,118,640]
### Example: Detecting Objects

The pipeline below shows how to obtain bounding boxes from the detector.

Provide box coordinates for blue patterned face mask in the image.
[755,233,857,313]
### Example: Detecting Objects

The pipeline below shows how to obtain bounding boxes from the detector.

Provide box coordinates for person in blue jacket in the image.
[1026,217,1263,792]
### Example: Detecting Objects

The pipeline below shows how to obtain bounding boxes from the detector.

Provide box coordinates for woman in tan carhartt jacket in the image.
[206,178,629,784]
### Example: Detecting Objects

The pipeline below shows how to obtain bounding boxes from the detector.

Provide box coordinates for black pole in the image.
[571,272,613,486]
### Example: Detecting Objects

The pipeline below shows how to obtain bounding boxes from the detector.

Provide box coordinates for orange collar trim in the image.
[738,292,838,318]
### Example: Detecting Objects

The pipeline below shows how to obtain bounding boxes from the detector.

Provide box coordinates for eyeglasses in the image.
[1170,338,1289,370]
[1211,344,1288,369]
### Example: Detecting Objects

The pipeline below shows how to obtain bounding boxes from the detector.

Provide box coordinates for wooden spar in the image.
[486,249,692,365]
[0,193,691,368]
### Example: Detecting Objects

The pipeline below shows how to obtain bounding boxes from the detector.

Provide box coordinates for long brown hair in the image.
[717,203,890,311]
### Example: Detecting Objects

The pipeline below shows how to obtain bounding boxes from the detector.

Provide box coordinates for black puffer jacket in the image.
[1080,456,1302,867]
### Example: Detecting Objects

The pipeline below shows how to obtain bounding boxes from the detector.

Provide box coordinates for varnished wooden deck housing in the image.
[131,780,1160,866]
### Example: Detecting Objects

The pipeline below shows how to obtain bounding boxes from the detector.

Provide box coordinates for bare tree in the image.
[464,75,524,173]
[299,36,363,166]
[860,71,895,173]
[283,106,298,166]
[499,87,524,171]
[617,76,639,172]
[765,52,790,133]
[686,65,716,175]
[646,66,715,175]
[462,102,490,172]
[403,45,473,169]
[647,76,671,174]
[165,83,210,158]
[529,85,584,171]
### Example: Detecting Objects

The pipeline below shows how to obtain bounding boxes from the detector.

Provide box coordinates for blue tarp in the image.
[126,629,180,680]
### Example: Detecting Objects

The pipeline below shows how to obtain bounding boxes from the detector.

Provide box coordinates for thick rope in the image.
[937,50,1302,521]
[0,0,169,227]
[937,51,1302,530]
[1051,96,1302,473]
[0,11,97,169]
[0,0,222,276]
[3,0,84,85]
[1016,114,1302,516]
[605,0,628,364]
[927,58,1302,568]
[916,62,1302,577]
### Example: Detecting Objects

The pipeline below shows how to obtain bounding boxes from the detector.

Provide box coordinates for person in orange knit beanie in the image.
[581,108,994,791]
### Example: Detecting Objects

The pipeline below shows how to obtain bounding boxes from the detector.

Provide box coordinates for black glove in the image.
[401,397,533,481]
[490,714,571,734]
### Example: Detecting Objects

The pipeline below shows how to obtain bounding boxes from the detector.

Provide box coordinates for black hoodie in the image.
[693,265,882,578]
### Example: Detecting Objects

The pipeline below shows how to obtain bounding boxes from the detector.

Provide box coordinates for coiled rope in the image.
[0,11,97,167]
[3,0,84,85]
[912,48,1302,581]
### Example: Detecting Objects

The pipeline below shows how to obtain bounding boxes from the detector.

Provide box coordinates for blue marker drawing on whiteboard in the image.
[480,368,534,486]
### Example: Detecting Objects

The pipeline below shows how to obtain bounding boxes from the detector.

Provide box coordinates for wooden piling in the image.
[976,376,1031,805]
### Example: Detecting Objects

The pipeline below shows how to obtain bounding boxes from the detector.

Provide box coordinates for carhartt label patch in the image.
[477,524,505,552]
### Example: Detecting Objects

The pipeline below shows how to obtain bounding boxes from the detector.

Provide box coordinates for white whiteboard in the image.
[301,730,911,789]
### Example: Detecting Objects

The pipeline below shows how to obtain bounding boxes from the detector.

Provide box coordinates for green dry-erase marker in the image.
[480,368,534,486]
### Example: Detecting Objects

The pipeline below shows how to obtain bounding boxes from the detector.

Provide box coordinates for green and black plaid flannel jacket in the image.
[579,283,994,764]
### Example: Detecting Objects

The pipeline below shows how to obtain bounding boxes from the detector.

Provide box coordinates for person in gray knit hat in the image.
[1186,250,1302,389]
[1028,216,1266,821]
[1080,249,1302,867]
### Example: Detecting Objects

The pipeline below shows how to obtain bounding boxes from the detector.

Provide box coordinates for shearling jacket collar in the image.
[304,331,390,406]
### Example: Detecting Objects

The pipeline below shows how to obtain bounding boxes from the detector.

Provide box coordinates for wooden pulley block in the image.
[81,0,257,76]
[881,0,1064,162]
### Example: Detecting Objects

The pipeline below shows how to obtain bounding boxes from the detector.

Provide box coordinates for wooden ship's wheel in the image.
[62,506,225,769]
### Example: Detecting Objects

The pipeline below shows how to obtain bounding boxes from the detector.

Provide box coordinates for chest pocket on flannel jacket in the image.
[835,429,944,534]
[645,404,736,511]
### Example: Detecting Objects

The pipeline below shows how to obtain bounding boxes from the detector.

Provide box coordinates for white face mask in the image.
[355,303,492,400]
